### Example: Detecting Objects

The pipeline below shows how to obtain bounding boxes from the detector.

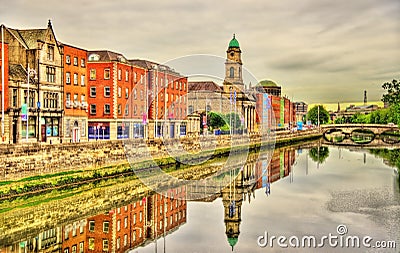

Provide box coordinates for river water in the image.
[0,142,399,253]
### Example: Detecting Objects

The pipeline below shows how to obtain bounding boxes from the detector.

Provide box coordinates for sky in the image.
[1,0,399,104]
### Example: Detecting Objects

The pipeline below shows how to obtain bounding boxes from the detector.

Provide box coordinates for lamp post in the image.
[26,64,37,142]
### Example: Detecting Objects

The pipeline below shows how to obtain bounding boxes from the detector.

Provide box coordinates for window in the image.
[102,239,109,251]
[89,221,95,232]
[79,242,84,253]
[72,224,77,237]
[133,214,136,224]
[47,45,54,61]
[118,104,122,115]
[134,72,137,83]
[66,72,71,84]
[81,119,86,137]
[125,70,129,82]
[104,69,110,79]
[124,104,129,116]
[43,92,58,109]
[66,55,71,64]
[12,89,17,107]
[64,248,69,253]
[133,89,137,100]
[88,54,100,61]
[23,90,35,107]
[188,105,193,114]
[74,73,78,85]
[118,86,121,98]
[125,88,129,98]
[81,75,85,86]
[74,93,78,103]
[90,69,96,80]
[124,234,128,247]
[117,237,120,250]
[81,58,85,67]
[72,245,77,253]
[46,66,56,83]
[124,217,128,228]
[134,105,137,116]
[88,238,95,250]
[117,220,121,231]
[104,104,110,114]
[103,221,109,233]
[139,211,142,222]
[176,81,178,89]
[104,87,110,97]
[90,87,96,97]
[118,69,122,80]
[65,228,69,240]
[80,223,84,234]
[90,104,96,115]
[229,67,234,78]
[73,57,78,66]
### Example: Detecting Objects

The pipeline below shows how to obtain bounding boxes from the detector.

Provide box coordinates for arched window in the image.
[229,67,234,78]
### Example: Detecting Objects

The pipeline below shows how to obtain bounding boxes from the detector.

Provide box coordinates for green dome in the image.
[228,237,238,248]
[259,80,278,87]
[229,34,240,48]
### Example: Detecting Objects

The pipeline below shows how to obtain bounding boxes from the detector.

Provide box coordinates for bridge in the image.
[321,124,400,146]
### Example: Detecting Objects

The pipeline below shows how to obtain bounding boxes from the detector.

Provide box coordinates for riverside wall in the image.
[0,130,322,181]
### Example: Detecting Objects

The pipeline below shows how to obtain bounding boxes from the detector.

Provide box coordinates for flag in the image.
[230,91,232,104]
[234,90,237,103]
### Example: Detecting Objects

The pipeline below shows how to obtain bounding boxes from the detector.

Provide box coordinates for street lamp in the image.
[26,64,37,142]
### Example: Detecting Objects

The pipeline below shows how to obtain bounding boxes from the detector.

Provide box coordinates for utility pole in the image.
[1,24,4,141]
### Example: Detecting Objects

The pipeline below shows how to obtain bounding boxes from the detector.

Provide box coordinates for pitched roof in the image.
[9,64,27,81]
[188,81,223,92]
[17,29,47,49]
[88,50,128,62]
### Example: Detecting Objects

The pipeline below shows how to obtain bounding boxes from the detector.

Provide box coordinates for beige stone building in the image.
[2,20,64,143]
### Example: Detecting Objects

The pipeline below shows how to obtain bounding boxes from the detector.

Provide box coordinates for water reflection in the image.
[1,143,399,253]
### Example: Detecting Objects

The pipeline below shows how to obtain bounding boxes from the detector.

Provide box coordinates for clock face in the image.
[230,52,235,57]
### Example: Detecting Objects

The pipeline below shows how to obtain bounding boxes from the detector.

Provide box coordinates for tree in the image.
[208,112,226,130]
[225,112,242,130]
[309,146,330,164]
[381,79,400,126]
[382,79,400,106]
[307,105,330,125]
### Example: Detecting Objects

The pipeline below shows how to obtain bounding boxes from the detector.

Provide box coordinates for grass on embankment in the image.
[0,133,322,207]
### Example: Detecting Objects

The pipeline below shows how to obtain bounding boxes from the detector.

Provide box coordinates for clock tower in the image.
[224,34,244,92]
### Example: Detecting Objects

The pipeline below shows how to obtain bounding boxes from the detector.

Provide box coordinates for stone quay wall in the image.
[0,130,322,181]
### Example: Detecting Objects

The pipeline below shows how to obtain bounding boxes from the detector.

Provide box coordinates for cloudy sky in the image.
[1,0,399,104]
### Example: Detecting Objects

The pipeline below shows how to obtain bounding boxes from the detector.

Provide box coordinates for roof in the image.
[227,237,238,250]
[188,81,223,92]
[4,20,59,51]
[9,64,27,81]
[259,80,279,87]
[228,34,240,48]
[88,50,128,63]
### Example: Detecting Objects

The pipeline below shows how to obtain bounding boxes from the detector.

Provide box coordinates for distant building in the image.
[294,101,308,122]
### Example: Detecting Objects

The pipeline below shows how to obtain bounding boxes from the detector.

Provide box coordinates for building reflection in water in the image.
[0,186,187,253]
[1,147,299,253]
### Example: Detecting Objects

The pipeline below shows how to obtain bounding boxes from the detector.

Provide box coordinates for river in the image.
[0,141,399,253]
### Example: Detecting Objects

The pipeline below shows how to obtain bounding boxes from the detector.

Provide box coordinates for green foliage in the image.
[225,112,242,129]
[382,79,400,106]
[307,105,330,125]
[208,112,226,129]
[309,146,330,163]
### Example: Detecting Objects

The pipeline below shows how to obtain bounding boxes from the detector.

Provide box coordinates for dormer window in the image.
[88,54,100,61]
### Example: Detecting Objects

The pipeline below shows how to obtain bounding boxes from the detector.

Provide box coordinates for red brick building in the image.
[60,44,88,142]
[87,51,146,140]
[130,60,188,139]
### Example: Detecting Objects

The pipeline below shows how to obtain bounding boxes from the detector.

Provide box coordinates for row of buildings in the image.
[0,20,296,144]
